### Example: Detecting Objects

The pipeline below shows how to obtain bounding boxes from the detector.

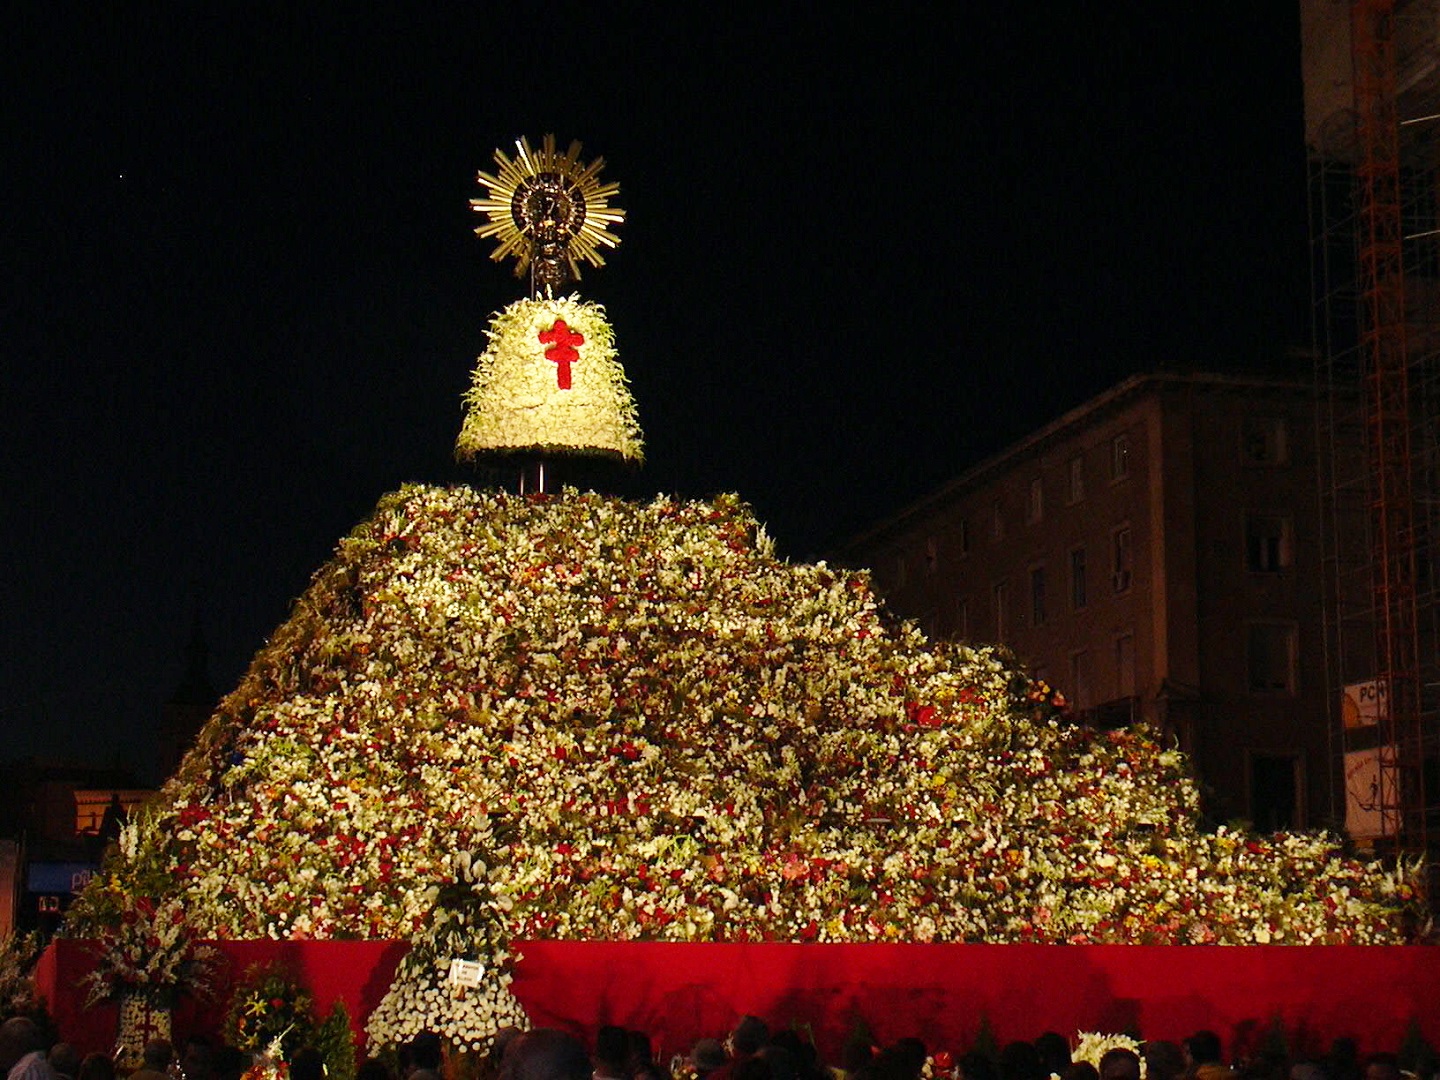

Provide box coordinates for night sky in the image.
[2,8,1311,778]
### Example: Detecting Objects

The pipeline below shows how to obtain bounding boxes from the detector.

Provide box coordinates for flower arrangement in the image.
[364,846,528,1051]
[224,965,314,1061]
[456,297,644,463]
[64,486,1429,1047]
[240,1030,292,1080]
[0,932,41,1020]
[77,892,221,1007]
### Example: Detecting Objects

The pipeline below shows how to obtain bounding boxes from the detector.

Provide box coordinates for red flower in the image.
[905,701,940,727]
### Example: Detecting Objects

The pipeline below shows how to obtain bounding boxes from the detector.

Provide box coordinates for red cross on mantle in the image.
[538,318,585,390]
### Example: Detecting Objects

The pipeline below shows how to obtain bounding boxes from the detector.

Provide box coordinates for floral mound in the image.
[66,488,1423,1039]
[455,297,643,463]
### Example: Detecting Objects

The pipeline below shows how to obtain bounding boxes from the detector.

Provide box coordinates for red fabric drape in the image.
[37,940,1440,1061]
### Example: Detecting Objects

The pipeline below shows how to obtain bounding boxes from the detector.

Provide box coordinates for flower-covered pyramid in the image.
[67,487,1424,1041]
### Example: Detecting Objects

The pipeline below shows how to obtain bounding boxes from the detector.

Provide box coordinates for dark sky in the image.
[2,8,1311,778]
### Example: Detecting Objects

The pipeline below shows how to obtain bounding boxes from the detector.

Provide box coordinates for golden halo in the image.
[470,135,625,285]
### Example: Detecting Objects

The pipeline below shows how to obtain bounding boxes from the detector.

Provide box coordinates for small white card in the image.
[447,958,485,988]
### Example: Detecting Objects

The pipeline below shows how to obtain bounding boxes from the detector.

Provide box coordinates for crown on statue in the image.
[470,135,625,298]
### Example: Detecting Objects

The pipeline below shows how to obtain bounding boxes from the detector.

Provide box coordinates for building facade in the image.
[838,373,1335,830]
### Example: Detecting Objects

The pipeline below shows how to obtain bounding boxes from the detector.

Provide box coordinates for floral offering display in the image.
[64,486,1426,1043]
[223,964,315,1060]
[76,881,221,1008]
[240,1031,291,1080]
[455,297,644,463]
[364,846,527,1050]
[0,932,42,1020]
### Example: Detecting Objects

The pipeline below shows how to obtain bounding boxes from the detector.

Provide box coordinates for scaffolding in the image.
[1308,0,1440,863]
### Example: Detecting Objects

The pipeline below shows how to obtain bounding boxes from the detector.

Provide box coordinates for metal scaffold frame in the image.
[1310,0,1440,864]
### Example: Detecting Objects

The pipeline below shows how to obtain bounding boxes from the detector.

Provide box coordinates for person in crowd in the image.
[212,1046,248,1080]
[756,1045,794,1080]
[408,1033,444,1080]
[179,1036,217,1080]
[501,1030,591,1080]
[290,1049,325,1080]
[1098,1050,1140,1080]
[837,1040,873,1080]
[358,1060,397,1080]
[1144,1043,1185,1080]
[960,1054,999,1080]
[130,1042,173,1080]
[625,1032,658,1078]
[477,1030,525,1080]
[74,1056,113,1080]
[1034,1035,1070,1080]
[1183,1035,1223,1080]
[866,1049,920,1080]
[1361,1056,1400,1080]
[1,1020,54,1080]
[594,1027,630,1080]
[1290,1062,1329,1080]
[1323,1042,1360,1080]
[690,1041,728,1080]
[1062,1063,1099,1080]
[767,1032,825,1080]
[1001,1043,1046,1080]
[45,1046,79,1080]
[711,1018,770,1080]
[889,1041,927,1080]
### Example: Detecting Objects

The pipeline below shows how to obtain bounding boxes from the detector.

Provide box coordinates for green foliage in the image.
[314,1001,357,1080]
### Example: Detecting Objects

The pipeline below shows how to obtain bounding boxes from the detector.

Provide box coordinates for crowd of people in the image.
[0,1014,1426,1080]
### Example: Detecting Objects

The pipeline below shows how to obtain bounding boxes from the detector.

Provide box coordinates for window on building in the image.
[1111,525,1133,593]
[1070,650,1091,711]
[925,536,939,575]
[1249,752,1302,830]
[993,581,1008,642]
[955,596,969,640]
[1245,513,1293,572]
[1111,433,1131,481]
[1027,477,1044,523]
[957,518,969,557]
[1068,455,1085,504]
[1247,622,1297,694]
[895,554,907,588]
[1241,417,1288,465]
[991,501,1005,542]
[1116,631,1136,698]
[1031,565,1047,626]
[1070,546,1087,609]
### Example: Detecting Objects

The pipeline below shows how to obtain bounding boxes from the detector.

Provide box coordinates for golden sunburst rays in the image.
[471,135,625,295]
